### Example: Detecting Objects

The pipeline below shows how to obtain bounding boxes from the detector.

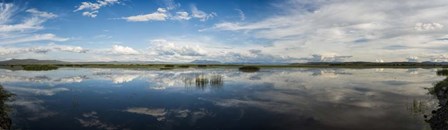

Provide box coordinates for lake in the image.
[0,68,446,130]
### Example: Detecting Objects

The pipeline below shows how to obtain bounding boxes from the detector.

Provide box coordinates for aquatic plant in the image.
[0,85,14,130]
[164,65,175,68]
[239,66,260,72]
[425,70,448,129]
[160,67,173,70]
[437,69,448,76]
[178,65,190,68]
[22,65,58,71]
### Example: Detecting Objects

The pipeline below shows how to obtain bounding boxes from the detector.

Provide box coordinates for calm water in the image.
[0,68,446,130]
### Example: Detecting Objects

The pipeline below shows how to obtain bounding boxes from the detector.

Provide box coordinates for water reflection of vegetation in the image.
[0,85,14,130]
[407,99,428,115]
[425,69,448,130]
[184,74,224,89]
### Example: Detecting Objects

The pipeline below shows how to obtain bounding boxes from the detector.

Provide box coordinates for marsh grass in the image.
[178,65,190,68]
[183,74,224,89]
[0,85,14,130]
[437,69,448,76]
[22,65,58,71]
[164,65,175,68]
[239,66,260,72]
[160,67,174,70]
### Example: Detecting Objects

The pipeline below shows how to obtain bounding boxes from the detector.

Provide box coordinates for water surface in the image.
[0,68,444,130]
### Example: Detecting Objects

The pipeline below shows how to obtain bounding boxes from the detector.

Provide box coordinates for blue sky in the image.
[1,0,448,63]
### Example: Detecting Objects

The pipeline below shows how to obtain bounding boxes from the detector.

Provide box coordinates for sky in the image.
[1,0,448,63]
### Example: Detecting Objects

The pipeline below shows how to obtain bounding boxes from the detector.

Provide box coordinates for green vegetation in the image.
[183,74,224,89]
[239,66,260,72]
[164,65,174,68]
[178,65,190,68]
[0,61,448,71]
[160,67,174,70]
[0,85,14,130]
[22,65,58,71]
[437,69,448,76]
[425,70,448,129]
[197,65,207,68]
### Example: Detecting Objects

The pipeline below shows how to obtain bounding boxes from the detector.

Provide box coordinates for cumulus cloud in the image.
[74,0,120,18]
[406,56,419,62]
[123,5,215,22]
[220,49,295,63]
[172,11,191,20]
[414,22,444,31]
[149,39,207,56]
[191,5,216,21]
[429,54,448,62]
[51,44,88,53]
[123,8,168,22]
[110,45,139,55]
[299,54,353,62]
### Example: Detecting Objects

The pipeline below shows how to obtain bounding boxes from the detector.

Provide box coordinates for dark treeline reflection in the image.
[0,85,14,130]
[426,69,448,130]
[183,74,224,89]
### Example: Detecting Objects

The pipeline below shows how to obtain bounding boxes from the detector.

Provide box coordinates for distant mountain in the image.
[190,60,221,64]
[0,59,68,65]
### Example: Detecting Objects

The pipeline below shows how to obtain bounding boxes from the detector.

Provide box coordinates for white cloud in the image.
[51,44,89,53]
[163,0,180,10]
[0,6,57,33]
[123,8,168,22]
[1,33,69,45]
[299,54,353,62]
[0,3,15,24]
[191,5,216,21]
[26,8,57,19]
[82,11,99,18]
[414,22,444,31]
[110,45,139,55]
[429,54,448,62]
[74,0,120,18]
[0,44,87,55]
[235,9,245,21]
[0,3,67,46]
[149,39,207,56]
[205,0,448,62]
[172,11,191,20]
[122,4,216,22]
[406,56,419,62]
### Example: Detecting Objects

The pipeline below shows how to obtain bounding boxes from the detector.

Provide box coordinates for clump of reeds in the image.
[238,66,260,72]
[22,65,58,71]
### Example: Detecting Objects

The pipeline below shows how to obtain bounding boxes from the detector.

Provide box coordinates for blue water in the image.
[0,68,444,130]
